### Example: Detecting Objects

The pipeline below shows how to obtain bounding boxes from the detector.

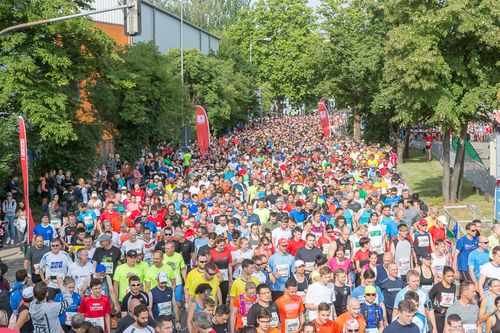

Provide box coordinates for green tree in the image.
[164,48,257,133]
[0,0,117,182]
[91,43,187,161]
[222,0,320,106]
[319,0,386,141]
[379,0,499,202]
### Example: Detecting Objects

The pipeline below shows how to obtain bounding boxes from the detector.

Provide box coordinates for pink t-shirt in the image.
[328,257,352,273]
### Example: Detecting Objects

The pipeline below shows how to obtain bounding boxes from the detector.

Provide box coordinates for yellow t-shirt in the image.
[187,273,220,301]
[229,276,260,298]
[145,264,175,290]
[113,263,144,301]
[489,234,499,259]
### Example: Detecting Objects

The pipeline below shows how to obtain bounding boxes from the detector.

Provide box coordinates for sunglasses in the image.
[480,241,489,244]
[51,244,60,247]
[198,260,208,264]
[130,283,141,287]
[206,271,216,276]
[365,293,376,297]
[347,330,360,332]
[165,233,172,236]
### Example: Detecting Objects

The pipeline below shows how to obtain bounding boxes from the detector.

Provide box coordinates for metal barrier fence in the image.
[411,140,495,195]
[443,205,494,239]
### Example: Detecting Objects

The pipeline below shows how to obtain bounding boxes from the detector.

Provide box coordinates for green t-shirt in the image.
[163,252,186,285]
[113,263,144,301]
[183,153,192,166]
[145,264,175,290]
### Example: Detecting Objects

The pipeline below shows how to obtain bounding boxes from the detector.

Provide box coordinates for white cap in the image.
[158,272,169,283]
[437,215,448,225]
[294,260,305,268]
[22,286,34,298]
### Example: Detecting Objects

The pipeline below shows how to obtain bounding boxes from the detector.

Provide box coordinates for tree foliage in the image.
[0,0,117,182]
[164,48,257,133]
[221,0,320,105]
[91,43,187,161]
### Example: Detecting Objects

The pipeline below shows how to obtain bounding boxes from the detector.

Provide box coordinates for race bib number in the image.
[277,265,289,278]
[440,292,455,307]
[271,312,279,327]
[370,230,382,237]
[418,236,429,247]
[305,262,315,268]
[50,219,61,229]
[86,317,105,328]
[157,302,172,316]
[242,317,248,326]
[322,243,330,255]
[102,262,114,274]
[398,258,410,272]
[33,264,40,275]
[463,324,477,333]
[345,249,351,258]
[65,312,78,326]
[285,318,300,333]
[220,269,229,281]
[366,328,379,333]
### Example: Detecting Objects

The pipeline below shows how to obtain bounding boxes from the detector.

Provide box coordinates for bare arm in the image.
[230,304,238,333]
[477,275,487,299]
[426,308,438,333]
[187,302,196,333]
[15,310,30,331]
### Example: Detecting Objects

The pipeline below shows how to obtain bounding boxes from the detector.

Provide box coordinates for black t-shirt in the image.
[428,282,457,316]
[93,245,122,275]
[212,322,229,333]
[334,284,351,316]
[379,277,405,310]
[121,291,150,312]
[247,302,280,328]
[295,247,323,267]
[382,320,419,333]
[287,274,309,293]
[174,239,194,266]
[155,240,166,253]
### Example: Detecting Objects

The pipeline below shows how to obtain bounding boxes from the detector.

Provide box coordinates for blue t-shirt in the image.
[33,224,57,243]
[383,320,419,333]
[290,210,307,224]
[351,285,385,304]
[381,217,398,240]
[456,235,478,272]
[54,291,82,325]
[467,249,489,279]
[394,287,432,315]
[361,303,384,328]
[268,252,294,291]
[77,210,97,233]
[379,277,404,310]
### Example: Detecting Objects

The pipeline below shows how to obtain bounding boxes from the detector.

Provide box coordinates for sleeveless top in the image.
[249,235,260,249]
[431,253,448,275]
[419,265,434,291]
[336,238,352,258]
[359,209,371,225]
[413,232,431,258]
[492,313,500,333]
[393,238,412,275]
[17,303,33,333]
[151,286,174,317]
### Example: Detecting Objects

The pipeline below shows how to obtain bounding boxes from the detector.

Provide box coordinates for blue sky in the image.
[308,0,322,7]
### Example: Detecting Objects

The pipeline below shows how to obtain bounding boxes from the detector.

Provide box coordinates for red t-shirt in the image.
[428,225,446,243]
[99,210,118,222]
[287,239,306,256]
[78,295,111,329]
[210,248,233,271]
[354,249,370,264]
[148,215,164,229]
[131,189,145,200]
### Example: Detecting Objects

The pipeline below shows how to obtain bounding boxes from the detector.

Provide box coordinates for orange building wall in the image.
[94,22,130,47]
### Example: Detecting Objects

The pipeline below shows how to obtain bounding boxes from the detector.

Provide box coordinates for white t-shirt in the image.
[231,249,254,278]
[304,282,336,320]
[215,224,229,235]
[122,325,155,333]
[272,228,292,247]
[479,262,499,280]
[39,251,73,288]
[121,239,145,255]
[368,223,385,254]
[67,261,95,291]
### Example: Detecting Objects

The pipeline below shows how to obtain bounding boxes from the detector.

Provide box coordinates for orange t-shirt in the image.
[110,216,133,232]
[231,294,257,330]
[275,296,305,333]
[312,319,340,333]
[334,312,366,333]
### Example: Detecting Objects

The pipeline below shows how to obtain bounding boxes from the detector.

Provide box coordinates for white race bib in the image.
[366,328,379,333]
[86,317,105,327]
[50,219,61,229]
[65,312,77,326]
[463,324,477,333]
[440,292,455,307]
[422,285,432,293]
[322,244,330,255]
[271,312,279,327]
[102,262,114,274]
[157,302,172,316]
[285,318,300,333]
[398,258,410,272]
[242,317,248,326]
[418,236,429,247]
[305,262,315,268]
[277,265,289,278]
[220,269,229,281]
[33,264,40,275]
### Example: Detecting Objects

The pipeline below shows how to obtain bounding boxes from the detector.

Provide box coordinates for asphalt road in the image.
[0,244,25,283]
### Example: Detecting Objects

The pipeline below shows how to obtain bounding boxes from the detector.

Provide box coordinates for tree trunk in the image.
[403,129,410,159]
[395,128,410,163]
[353,107,361,141]
[442,129,451,202]
[450,124,467,202]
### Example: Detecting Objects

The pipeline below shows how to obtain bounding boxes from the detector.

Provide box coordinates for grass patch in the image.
[398,148,493,221]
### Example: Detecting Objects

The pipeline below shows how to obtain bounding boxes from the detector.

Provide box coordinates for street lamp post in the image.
[249,37,271,122]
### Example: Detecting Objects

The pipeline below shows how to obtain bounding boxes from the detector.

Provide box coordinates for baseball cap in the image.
[278,238,289,246]
[117,206,126,213]
[294,260,305,268]
[420,253,432,260]
[158,272,169,283]
[126,249,138,257]
[97,234,111,242]
[364,285,377,295]
[418,219,427,226]
[437,215,448,225]
[22,286,34,299]
[95,264,107,273]
[121,186,127,190]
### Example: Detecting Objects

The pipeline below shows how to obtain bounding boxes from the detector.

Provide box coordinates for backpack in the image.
[360,302,381,325]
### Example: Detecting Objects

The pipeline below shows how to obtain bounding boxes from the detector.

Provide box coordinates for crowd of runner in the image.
[1,115,500,333]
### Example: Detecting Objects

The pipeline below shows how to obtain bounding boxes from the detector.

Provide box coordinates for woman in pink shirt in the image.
[328,246,353,285]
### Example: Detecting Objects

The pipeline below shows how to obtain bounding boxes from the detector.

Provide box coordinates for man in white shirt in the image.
[271,217,292,247]
[122,304,155,333]
[121,228,145,256]
[304,266,336,320]
[68,248,95,292]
